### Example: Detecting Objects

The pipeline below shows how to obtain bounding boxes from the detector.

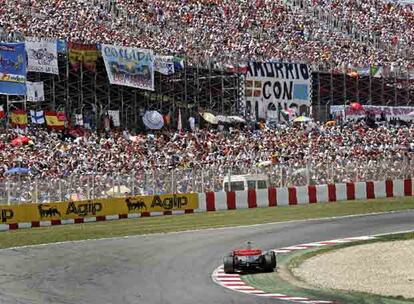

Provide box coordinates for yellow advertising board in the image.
[0,193,198,225]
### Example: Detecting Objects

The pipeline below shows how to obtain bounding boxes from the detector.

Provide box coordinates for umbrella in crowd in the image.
[5,167,30,175]
[11,136,30,146]
[201,112,218,124]
[216,115,231,123]
[256,160,272,168]
[228,116,246,123]
[143,111,164,130]
[350,102,364,111]
[293,116,312,123]
[216,115,246,124]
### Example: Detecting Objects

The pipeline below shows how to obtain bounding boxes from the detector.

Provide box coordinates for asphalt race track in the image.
[0,211,413,304]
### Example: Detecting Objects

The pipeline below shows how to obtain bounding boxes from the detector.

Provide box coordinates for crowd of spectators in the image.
[0,0,413,202]
[0,0,412,69]
[1,118,413,202]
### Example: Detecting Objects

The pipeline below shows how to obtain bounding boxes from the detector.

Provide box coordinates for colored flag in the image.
[173,56,185,71]
[10,109,28,128]
[68,42,99,72]
[293,84,309,100]
[45,111,65,130]
[57,111,66,121]
[155,55,175,75]
[75,114,83,126]
[107,110,120,127]
[0,105,4,119]
[224,64,248,74]
[370,66,384,78]
[30,110,45,124]
[177,109,182,131]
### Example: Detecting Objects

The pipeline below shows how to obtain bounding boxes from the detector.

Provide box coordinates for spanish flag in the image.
[68,42,99,72]
[45,111,65,130]
[11,109,28,128]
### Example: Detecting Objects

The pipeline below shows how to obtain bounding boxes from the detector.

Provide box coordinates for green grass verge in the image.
[243,232,414,304]
[1,197,414,249]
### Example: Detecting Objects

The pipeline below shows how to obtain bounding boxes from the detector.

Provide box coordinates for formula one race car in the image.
[223,242,277,274]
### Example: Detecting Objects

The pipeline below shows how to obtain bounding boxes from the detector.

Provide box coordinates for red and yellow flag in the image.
[45,111,65,130]
[68,42,99,72]
[10,109,28,128]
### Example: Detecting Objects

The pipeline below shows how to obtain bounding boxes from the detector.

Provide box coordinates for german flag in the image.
[45,111,65,130]
[10,109,28,128]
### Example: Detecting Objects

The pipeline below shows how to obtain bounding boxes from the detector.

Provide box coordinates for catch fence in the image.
[0,157,412,205]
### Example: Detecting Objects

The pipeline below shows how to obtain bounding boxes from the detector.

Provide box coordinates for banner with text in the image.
[0,193,198,224]
[245,62,311,119]
[330,105,414,121]
[0,42,27,95]
[26,38,58,74]
[101,44,154,91]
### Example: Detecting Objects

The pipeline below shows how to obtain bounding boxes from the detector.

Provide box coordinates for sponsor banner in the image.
[101,44,154,91]
[0,42,27,95]
[154,55,175,75]
[68,42,99,72]
[26,37,59,74]
[245,62,311,119]
[0,193,198,224]
[330,105,414,120]
[26,81,44,102]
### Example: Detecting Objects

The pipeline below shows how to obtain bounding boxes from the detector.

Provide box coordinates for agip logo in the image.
[66,202,102,216]
[38,204,61,217]
[151,195,188,210]
[0,208,14,223]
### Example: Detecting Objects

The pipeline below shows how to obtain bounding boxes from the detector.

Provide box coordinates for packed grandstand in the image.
[0,0,413,68]
[0,0,413,204]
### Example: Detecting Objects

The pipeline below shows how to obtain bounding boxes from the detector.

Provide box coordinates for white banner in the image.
[245,62,311,119]
[75,114,83,126]
[26,37,59,74]
[101,44,154,91]
[26,81,45,102]
[108,110,120,127]
[155,55,175,75]
[330,105,414,121]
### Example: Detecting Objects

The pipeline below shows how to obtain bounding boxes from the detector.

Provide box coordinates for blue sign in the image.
[57,39,67,53]
[0,42,27,95]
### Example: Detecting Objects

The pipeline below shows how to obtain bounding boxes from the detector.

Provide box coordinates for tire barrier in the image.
[197,179,413,211]
[0,193,197,231]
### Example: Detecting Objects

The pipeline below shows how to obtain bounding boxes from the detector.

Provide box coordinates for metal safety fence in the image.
[0,157,412,205]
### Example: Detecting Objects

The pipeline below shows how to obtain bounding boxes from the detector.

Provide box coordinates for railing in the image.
[1,157,412,205]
